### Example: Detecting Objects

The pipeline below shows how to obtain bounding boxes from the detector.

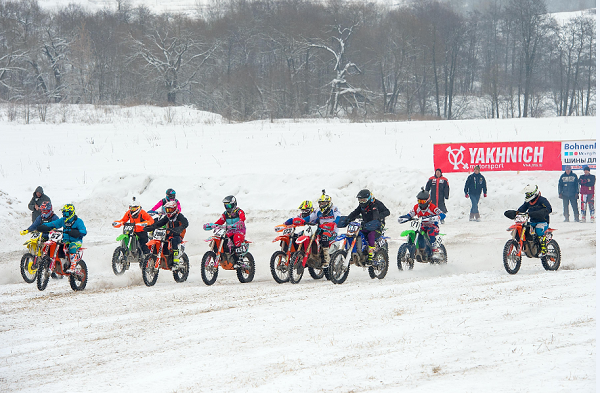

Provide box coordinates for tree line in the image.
[0,0,595,121]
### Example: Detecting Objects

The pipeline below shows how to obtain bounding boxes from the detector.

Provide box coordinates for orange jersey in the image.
[115,209,154,232]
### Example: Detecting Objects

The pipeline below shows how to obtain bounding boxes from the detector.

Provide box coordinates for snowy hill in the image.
[0,105,595,392]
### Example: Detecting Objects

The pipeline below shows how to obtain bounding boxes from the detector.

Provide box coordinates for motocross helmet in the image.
[318,190,332,213]
[356,189,373,206]
[164,200,179,220]
[223,195,237,213]
[298,200,314,218]
[522,184,539,203]
[130,199,142,218]
[40,201,53,219]
[166,188,176,201]
[61,204,76,223]
[416,188,430,210]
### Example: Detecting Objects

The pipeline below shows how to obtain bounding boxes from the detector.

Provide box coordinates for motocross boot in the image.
[366,246,375,265]
[322,247,330,268]
[539,236,547,257]
[66,254,77,273]
[173,249,180,264]
[581,215,586,223]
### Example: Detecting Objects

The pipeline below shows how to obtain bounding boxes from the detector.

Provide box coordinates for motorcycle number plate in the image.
[348,223,360,234]
[377,237,386,247]
[215,228,226,237]
[283,227,293,235]
[49,231,63,242]
[123,223,135,234]
[153,229,167,240]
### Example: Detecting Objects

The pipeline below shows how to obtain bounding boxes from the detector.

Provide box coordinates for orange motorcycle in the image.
[36,229,88,291]
[141,228,189,286]
[201,224,255,286]
[270,221,304,283]
[503,210,561,274]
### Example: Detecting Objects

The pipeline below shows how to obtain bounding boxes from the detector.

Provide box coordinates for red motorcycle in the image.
[503,210,561,274]
[36,229,88,291]
[270,222,304,283]
[201,224,255,286]
[288,222,335,284]
[142,228,189,286]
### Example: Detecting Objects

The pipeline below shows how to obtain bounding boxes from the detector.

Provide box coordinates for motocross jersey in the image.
[215,208,246,234]
[407,203,445,222]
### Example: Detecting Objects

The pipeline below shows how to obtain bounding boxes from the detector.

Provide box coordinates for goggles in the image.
[358,197,368,204]
[165,207,177,214]
[224,203,235,209]
[130,205,140,211]
[418,199,428,205]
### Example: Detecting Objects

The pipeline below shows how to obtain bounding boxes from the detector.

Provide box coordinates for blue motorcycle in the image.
[329,220,390,284]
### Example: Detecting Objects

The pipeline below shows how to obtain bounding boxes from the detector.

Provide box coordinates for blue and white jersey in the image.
[312,205,342,235]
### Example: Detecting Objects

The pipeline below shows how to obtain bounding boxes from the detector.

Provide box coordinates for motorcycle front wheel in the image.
[503,239,521,275]
[142,254,160,286]
[270,251,289,284]
[173,254,190,283]
[20,253,37,283]
[236,253,255,283]
[36,256,51,291]
[201,251,219,286]
[397,243,415,271]
[111,247,127,275]
[329,250,350,284]
[289,251,305,284]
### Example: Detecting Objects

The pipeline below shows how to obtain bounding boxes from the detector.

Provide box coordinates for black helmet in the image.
[166,188,176,201]
[416,187,430,210]
[223,195,237,212]
[356,189,373,206]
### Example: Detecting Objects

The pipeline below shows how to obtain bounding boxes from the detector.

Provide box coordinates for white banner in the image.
[561,140,596,170]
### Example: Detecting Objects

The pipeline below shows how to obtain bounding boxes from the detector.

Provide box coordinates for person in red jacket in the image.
[425,168,450,223]
[579,165,595,223]
[112,199,155,254]
[204,195,247,259]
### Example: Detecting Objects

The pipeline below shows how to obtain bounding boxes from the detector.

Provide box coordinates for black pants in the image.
[170,235,182,252]
[136,231,150,254]
[562,195,579,220]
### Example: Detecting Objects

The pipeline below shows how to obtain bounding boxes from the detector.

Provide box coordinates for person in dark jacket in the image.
[464,165,487,222]
[558,165,579,222]
[144,201,188,267]
[20,201,59,241]
[579,165,595,223]
[344,189,390,264]
[28,186,51,223]
[426,168,449,223]
[517,184,552,256]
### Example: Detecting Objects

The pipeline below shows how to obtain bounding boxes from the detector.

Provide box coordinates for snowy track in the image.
[0,111,595,391]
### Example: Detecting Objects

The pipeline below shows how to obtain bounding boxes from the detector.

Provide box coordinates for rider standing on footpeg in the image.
[517,185,552,256]
[144,201,188,267]
[345,189,390,265]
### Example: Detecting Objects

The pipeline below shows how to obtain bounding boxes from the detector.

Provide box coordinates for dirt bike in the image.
[270,222,303,284]
[141,228,189,286]
[288,222,334,284]
[329,220,390,284]
[111,222,146,275]
[502,210,560,274]
[201,224,255,286]
[397,216,447,270]
[36,229,88,291]
[20,231,43,283]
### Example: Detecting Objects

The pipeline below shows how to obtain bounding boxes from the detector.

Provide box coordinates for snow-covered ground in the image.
[0,106,595,392]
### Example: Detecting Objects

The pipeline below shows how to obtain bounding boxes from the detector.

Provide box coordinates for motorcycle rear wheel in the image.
[69,260,88,291]
[541,239,561,271]
[368,249,389,279]
[430,244,448,265]
[503,239,521,275]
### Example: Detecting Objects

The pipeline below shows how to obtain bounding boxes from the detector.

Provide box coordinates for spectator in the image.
[558,165,579,222]
[464,165,487,222]
[579,165,595,223]
[28,186,51,223]
[425,168,449,223]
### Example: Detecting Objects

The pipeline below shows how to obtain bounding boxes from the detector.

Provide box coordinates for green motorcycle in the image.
[112,222,146,275]
[397,216,447,270]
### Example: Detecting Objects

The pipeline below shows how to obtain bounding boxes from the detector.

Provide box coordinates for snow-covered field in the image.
[0,106,595,392]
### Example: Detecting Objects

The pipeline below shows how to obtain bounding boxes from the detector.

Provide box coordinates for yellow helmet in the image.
[298,200,314,218]
[317,190,332,213]
[61,203,76,222]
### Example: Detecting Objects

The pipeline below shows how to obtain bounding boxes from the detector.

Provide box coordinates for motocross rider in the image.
[282,200,315,250]
[112,199,155,255]
[204,195,247,265]
[398,188,446,260]
[516,185,552,256]
[20,201,60,241]
[149,188,181,215]
[37,204,87,273]
[144,201,188,266]
[344,189,390,265]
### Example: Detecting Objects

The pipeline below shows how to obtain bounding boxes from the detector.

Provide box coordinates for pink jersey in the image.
[151,198,181,213]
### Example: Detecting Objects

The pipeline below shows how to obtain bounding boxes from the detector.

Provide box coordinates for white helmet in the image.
[164,200,179,220]
[522,184,539,203]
